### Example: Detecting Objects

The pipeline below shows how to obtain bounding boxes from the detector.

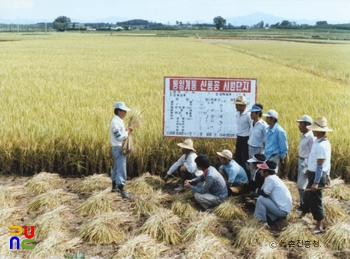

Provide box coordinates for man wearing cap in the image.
[163,139,200,191]
[248,103,267,180]
[110,101,133,198]
[184,155,228,211]
[217,149,248,195]
[232,96,251,177]
[263,109,288,173]
[296,115,315,212]
[247,153,267,196]
[253,160,292,226]
[299,117,332,234]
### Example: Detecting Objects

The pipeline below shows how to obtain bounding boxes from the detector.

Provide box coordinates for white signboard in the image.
[163,76,257,138]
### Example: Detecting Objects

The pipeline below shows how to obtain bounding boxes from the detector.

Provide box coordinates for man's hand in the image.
[184,180,192,188]
[326,175,331,186]
[163,174,169,182]
[128,127,133,133]
[240,180,249,187]
[311,182,319,191]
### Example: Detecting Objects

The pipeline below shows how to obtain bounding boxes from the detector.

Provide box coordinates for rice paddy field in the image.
[0,31,350,258]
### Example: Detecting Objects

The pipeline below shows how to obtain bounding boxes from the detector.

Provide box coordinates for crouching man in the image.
[184,155,228,211]
[253,160,292,226]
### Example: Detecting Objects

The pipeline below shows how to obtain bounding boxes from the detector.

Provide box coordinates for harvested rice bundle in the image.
[213,197,247,221]
[0,185,27,207]
[279,222,316,246]
[0,228,11,255]
[77,188,121,216]
[171,191,196,217]
[26,189,78,213]
[252,242,288,259]
[322,222,350,250]
[282,180,300,204]
[126,172,165,194]
[233,218,274,249]
[324,178,350,200]
[75,174,111,193]
[143,172,165,191]
[115,234,169,259]
[299,246,335,259]
[0,207,24,226]
[78,211,132,244]
[186,234,232,259]
[141,208,181,245]
[323,196,347,225]
[121,109,142,155]
[24,172,64,194]
[32,205,72,240]
[133,190,169,218]
[182,212,218,242]
[28,231,82,259]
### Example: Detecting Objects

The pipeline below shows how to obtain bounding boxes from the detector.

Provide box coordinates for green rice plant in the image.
[0,185,27,207]
[140,208,181,245]
[213,196,247,221]
[77,188,121,216]
[75,174,111,193]
[78,211,132,244]
[24,172,64,194]
[322,222,350,250]
[26,188,78,213]
[182,212,218,242]
[323,196,347,225]
[115,234,169,259]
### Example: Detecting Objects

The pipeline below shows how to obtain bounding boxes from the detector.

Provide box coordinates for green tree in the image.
[53,16,71,31]
[213,16,226,30]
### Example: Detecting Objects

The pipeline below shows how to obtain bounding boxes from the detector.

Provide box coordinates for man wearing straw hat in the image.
[232,96,251,178]
[295,115,315,212]
[263,109,288,173]
[163,139,201,191]
[110,101,133,199]
[299,117,332,234]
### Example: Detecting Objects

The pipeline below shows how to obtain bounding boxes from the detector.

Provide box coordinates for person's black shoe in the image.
[120,190,132,199]
[111,181,119,192]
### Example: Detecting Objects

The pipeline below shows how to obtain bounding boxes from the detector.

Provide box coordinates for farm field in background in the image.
[0,32,349,181]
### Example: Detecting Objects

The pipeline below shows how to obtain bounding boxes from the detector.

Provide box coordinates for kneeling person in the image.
[184,155,228,211]
[217,149,248,194]
[253,161,292,225]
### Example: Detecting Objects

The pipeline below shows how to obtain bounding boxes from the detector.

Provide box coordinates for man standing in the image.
[296,115,315,212]
[263,109,288,173]
[300,117,332,234]
[232,96,251,177]
[163,139,200,191]
[184,155,228,211]
[110,101,133,198]
[217,149,248,194]
[248,103,267,180]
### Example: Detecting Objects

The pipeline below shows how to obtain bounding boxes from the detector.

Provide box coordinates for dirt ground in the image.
[1,173,350,259]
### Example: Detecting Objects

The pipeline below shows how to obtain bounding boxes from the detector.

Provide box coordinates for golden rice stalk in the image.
[115,234,169,259]
[75,173,111,193]
[323,196,347,225]
[0,207,24,226]
[182,212,218,242]
[171,199,196,217]
[121,110,143,155]
[26,189,78,213]
[252,242,288,259]
[0,185,27,207]
[185,234,232,259]
[233,218,274,249]
[141,208,181,245]
[28,231,82,259]
[0,227,11,255]
[78,211,132,244]
[143,172,165,191]
[282,179,300,204]
[77,188,121,216]
[279,222,316,246]
[126,172,164,194]
[324,178,350,200]
[300,246,335,259]
[322,222,350,250]
[32,205,72,240]
[24,172,64,194]
[132,190,169,218]
[213,196,247,221]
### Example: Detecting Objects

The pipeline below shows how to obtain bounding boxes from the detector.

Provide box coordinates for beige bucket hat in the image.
[177,139,196,151]
[232,96,249,105]
[307,117,333,132]
[216,149,233,160]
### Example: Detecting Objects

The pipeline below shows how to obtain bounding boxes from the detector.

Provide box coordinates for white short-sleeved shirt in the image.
[298,130,315,158]
[308,137,331,175]
[167,151,202,176]
[110,115,128,147]
[248,119,267,148]
[236,109,251,137]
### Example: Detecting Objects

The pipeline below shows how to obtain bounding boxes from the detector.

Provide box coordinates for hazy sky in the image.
[1,0,349,23]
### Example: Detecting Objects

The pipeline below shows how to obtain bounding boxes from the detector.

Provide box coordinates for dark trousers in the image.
[301,171,326,220]
[234,136,250,178]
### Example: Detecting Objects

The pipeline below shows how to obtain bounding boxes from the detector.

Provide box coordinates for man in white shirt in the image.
[232,96,251,178]
[110,102,133,198]
[295,115,315,212]
[163,139,201,191]
[299,117,332,234]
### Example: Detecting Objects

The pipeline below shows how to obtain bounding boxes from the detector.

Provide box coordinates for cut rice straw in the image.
[115,234,169,259]
[0,185,27,207]
[323,196,347,225]
[322,222,350,250]
[75,173,111,193]
[0,207,24,226]
[279,222,317,246]
[121,110,142,155]
[323,178,350,200]
[133,190,169,218]
[182,212,218,242]
[126,172,164,194]
[213,196,247,221]
[24,172,64,194]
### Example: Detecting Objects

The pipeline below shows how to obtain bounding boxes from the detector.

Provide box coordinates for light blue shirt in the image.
[220,160,248,185]
[265,123,288,160]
